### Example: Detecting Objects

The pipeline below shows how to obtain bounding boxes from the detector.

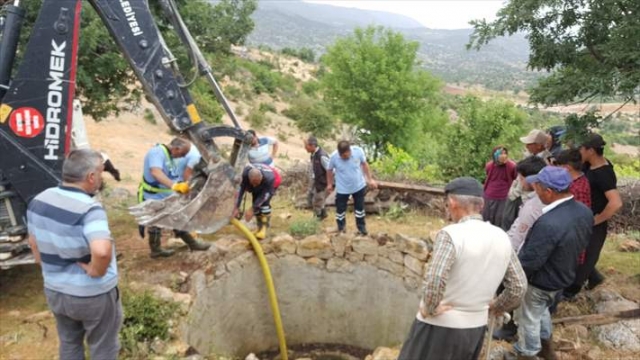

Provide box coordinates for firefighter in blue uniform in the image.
[139,137,210,258]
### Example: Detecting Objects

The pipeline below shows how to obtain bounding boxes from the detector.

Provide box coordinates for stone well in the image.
[183,232,432,357]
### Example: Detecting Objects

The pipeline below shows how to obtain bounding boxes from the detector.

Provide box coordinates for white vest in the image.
[417,219,513,329]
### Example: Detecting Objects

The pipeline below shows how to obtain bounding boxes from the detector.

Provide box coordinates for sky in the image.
[304,0,507,29]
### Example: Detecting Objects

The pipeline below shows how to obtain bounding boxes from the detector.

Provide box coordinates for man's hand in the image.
[232,208,240,219]
[326,184,333,193]
[368,179,378,190]
[78,262,101,278]
[244,208,254,222]
[419,301,452,318]
[172,182,190,194]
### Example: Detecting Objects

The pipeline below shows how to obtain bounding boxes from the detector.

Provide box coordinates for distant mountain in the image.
[246,0,541,91]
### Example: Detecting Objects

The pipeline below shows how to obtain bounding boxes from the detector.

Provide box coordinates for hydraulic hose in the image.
[231,218,288,360]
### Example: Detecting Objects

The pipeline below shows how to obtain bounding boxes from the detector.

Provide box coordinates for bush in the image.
[282,97,334,138]
[246,108,269,129]
[281,47,315,62]
[372,144,444,184]
[289,218,321,237]
[143,108,156,125]
[191,80,224,124]
[259,102,277,113]
[302,81,321,97]
[225,85,242,101]
[120,291,179,356]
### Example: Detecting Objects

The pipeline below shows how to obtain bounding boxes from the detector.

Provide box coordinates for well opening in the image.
[183,233,431,358]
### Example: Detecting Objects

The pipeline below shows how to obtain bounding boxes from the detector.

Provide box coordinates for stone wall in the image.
[184,232,432,357]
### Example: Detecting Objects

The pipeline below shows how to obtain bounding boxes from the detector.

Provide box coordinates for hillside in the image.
[247,0,541,91]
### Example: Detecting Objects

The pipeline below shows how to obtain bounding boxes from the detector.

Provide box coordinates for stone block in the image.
[347,251,364,263]
[272,233,297,255]
[306,257,325,269]
[352,236,379,255]
[326,258,354,273]
[215,237,251,259]
[404,254,425,276]
[364,254,378,266]
[377,257,404,276]
[331,233,351,257]
[388,250,404,265]
[395,233,429,260]
[297,234,333,259]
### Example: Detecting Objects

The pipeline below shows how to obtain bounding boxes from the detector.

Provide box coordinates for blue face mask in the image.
[493,149,503,163]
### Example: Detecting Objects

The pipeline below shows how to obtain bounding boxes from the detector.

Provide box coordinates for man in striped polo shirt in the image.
[27,149,122,360]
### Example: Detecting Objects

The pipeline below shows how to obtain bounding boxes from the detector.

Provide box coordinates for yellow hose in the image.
[231,218,288,360]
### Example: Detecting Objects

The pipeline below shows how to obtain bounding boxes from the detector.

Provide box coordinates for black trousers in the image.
[335,186,366,232]
[565,223,608,295]
[398,319,486,360]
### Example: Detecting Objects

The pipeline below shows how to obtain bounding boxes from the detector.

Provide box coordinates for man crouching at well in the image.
[399,177,527,360]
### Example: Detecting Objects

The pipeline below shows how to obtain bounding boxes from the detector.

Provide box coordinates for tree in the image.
[321,26,445,159]
[468,0,640,109]
[14,0,257,120]
[438,96,526,181]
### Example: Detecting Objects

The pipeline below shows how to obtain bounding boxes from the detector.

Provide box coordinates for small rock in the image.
[619,240,640,252]
[395,234,429,260]
[372,232,393,246]
[215,237,251,259]
[590,289,639,314]
[306,257,325,269]
[178,271,189,282]
[594,319,640,352]
[150,337,166,354]
[404,254,425,276]
[151,285,175,302]
[331,233,351,257]
[352,236,378,255]
[245,353,259,360]
[173,292,192,306]
[326,258,354,273]
[297,234,333,259]
[214,263,227,279]
[586,346,602,360]
[166,237,186,248]
[486,344,508,360]
[272,234,297,255]
[278,213,292,220]
[8,310,21,317]
[564,324,589,340]
[165,340,190,356]
[377,257,404,276]
[370,346,399,360]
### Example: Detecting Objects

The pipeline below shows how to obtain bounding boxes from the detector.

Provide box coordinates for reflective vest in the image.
[137,145,174,203]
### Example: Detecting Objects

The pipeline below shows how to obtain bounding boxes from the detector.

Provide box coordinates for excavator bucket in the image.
[129,160,239,234]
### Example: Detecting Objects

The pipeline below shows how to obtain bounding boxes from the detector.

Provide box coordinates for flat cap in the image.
[445,177,483,197]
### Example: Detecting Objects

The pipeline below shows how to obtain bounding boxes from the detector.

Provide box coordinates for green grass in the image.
[597,233,640,277]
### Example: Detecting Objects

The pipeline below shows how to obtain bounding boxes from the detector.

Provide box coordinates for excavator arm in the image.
[0,0,250,266]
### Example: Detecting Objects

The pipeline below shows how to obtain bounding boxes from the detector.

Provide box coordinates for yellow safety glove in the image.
[171,182,190,194]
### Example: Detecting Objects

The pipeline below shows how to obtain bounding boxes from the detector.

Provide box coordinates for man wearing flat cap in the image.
[399,177,526,360]
[511,167,593,360]
[563,134,622,298]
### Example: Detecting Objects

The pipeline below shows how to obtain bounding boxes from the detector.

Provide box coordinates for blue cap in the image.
[526,166,572,191]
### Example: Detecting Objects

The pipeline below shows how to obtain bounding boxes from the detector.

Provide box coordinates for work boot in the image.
[538,338,557,360]
[493,318,518,342]
[504,353,538,360]
[254,215,270,240]
[178,231,211,251]
[316,209,328,220]
[586,270,605,290]
[149,232,175,258]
